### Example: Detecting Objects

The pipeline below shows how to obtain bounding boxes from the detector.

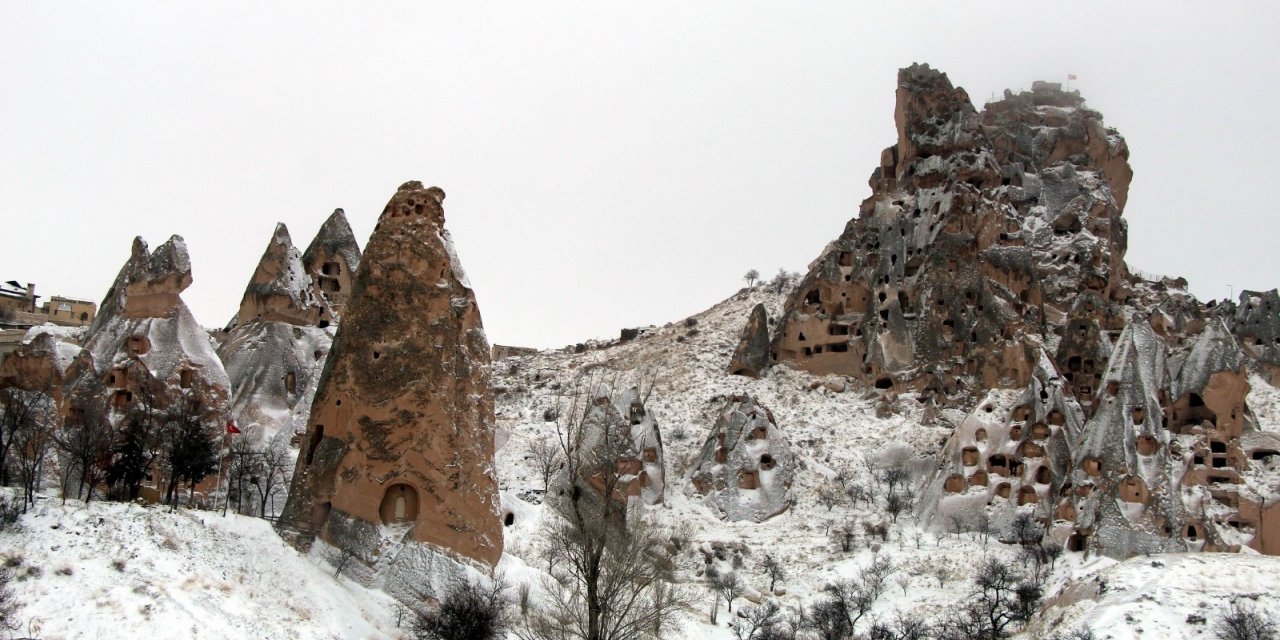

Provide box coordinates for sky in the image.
[2,2,1278,348]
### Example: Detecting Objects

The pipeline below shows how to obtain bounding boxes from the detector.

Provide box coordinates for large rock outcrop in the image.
[281,182,503,597]
[686,395,793,522]
[770,65,1131,400]
[217,224,332,447]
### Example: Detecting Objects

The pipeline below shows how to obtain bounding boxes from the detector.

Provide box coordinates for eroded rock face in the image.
[79,236,230,395]
[922,350,1084,533]
[91,236,193,327]
[302,208,361,324]
[234,224,323,327]
[1230,289,1280,385]
[771,64,1130,399]
[217,224,332,447]
[66,236,232,501]
[728,304,771,378]
[281,182,503,582]
[686,395,793,522]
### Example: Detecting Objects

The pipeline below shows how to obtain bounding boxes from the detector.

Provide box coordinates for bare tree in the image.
[54,398,112,503]
[520,378,688,640]
[1215,600,1277,640]
[885,492,907,523]
[808,556,895,638]
[760,554,785,592]
[771,269,794,295]
[744,269,761,288]
[5,388,58,509]
[159,391,220,509]
[710,569,743,614]
[255,436,293,517]
[414,576,509,640]
[941,557,1040,639]
[734,600,783,640]
[529,436,562,495]
[225,430,258,514]
[818,485,842,511]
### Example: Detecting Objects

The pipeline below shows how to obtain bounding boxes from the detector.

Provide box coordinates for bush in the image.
[414,577,508,640]
[0,567,18,633]
[1216,600,1277,640]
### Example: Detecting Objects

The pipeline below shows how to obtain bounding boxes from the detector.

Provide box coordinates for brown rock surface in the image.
[728,303,771,378]
[281,181,503,571]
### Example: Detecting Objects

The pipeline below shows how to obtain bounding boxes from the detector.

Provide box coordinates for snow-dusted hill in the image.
[1,491,401,640]
[490,281,1280,638]
[6,282,1280,639]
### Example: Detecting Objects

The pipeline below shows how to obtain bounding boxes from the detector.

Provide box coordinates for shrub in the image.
[1216,600,1277,640]
[413,577,508,640]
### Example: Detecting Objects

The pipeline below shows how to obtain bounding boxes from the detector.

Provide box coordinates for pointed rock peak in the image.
[271,222,292,246]
[303,208,362,322]
[380,181,447,225]
[303,208,361,275]
[235,222,320,327]
[282,181,501,576]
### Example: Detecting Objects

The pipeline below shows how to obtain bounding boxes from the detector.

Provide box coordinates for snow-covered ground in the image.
[0,491,402,640]
[6,283,1280,639]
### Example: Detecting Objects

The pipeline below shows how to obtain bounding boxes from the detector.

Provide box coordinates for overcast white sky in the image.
[2,3,1278,348]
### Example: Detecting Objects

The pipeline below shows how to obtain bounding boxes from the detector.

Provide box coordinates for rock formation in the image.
[550,384,667,509]
[217,224,332,447]
[281,182,503,600]
[728,303,771,378]
[770,66,1131,399]
[1228,289,1280,385]
[686,395,793,522]
[67,235,232,501]
[301,208,361,325]
[774,64,1280,559]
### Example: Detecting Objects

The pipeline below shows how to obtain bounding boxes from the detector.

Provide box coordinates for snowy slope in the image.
[1,492,402,640]
[491,282,1280,638]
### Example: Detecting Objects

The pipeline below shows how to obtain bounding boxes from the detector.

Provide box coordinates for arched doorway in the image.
[379,484,420,525]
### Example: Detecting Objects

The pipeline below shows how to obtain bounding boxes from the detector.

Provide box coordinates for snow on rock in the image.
[217,223,333,448]
[686,394,794,522]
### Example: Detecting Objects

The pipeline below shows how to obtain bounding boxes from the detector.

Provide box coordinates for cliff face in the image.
[782,64,1280,558]
[770,65,1131,402]
[281,182,502,597]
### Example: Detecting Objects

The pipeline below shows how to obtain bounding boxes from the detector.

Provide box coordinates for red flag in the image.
[226,421,241,434]
[1068,73,1078,80]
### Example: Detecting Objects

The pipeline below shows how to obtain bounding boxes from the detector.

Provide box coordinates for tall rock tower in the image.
[281,182,503,592]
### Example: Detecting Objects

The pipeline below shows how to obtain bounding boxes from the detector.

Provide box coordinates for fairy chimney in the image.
[281,182,503,576]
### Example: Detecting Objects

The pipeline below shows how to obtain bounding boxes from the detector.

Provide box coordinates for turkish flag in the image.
[226,421,242,434]
[1068,73,1078,80]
